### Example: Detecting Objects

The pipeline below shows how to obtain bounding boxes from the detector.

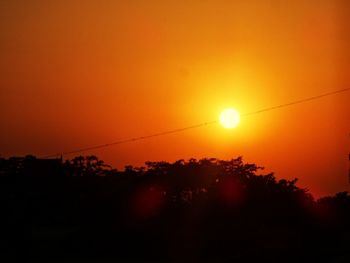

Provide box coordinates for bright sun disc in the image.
[219,108,240,129]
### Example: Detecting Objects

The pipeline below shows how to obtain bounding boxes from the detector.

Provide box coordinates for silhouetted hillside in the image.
[1,155,350,262]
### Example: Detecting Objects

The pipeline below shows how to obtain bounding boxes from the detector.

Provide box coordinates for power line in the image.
[43,87,350,158]
[242,88,350,116]
[43,121,217,158]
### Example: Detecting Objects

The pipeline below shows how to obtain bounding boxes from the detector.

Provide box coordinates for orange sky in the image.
[1,0,349,197]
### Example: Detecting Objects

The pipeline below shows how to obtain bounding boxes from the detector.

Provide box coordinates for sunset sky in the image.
[1,0,349,196]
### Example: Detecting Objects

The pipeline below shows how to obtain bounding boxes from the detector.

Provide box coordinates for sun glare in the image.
[219,108,240,129]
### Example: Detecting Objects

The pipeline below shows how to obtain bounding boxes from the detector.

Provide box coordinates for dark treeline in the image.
[1,155,350,262]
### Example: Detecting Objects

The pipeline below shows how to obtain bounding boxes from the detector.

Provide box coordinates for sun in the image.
[219,108,240,129]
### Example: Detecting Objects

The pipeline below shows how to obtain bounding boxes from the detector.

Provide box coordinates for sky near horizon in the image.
[1,0,349,196]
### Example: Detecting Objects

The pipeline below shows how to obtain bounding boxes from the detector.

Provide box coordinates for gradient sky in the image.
[1,0,349,197]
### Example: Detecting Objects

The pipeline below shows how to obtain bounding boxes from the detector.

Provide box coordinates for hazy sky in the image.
[1,0,349,196]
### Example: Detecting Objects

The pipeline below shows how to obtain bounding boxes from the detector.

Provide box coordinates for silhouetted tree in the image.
[1,155,350,262]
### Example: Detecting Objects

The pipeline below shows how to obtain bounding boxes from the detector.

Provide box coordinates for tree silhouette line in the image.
[0,155,350,262]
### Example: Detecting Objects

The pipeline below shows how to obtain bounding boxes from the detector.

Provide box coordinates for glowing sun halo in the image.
[219,108,240,129]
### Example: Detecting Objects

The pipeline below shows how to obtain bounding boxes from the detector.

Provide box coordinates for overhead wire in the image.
[43,87,350,158]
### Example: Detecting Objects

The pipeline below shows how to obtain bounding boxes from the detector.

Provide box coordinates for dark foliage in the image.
[0,155,350,262]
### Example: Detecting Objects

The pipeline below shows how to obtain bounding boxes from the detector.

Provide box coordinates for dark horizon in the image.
[2,153,350,199]
[1,154,350,262]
